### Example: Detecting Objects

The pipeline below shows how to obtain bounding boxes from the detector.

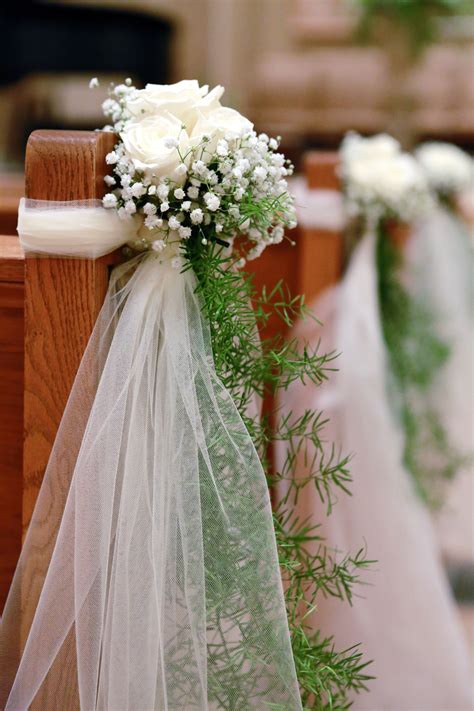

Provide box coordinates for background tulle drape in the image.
[1,202,302,711]
[277,186,473,709]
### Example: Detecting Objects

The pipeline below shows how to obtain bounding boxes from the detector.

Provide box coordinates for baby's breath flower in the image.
[106,151,119,165]
[151,239,166,252]
[158,184,170,200]
[145,215,163,230]
[191,208,204,224]
[204,192,220,212]
[124,200,136,215]
[102,193,117,209]
[131,182,146,198]
[168,215,182,230]
[143,203,157,216]
[104,175,116,187]
[174,188,185,200]
[160,202,170,213]
[182,200,191,211]
[179,226,192,239]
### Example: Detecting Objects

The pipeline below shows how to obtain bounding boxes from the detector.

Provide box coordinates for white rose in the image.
[342,132,400,168]
[120,113,190,180]
[416,142,473,194]
[191,106,253,154]
[126,80,224,133]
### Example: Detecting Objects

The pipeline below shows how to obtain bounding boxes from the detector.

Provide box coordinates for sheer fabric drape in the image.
[277,188,473,709]
[1,202,302,711]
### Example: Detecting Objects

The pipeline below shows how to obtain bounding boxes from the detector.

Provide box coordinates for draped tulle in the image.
[407,208,473,563]
[1,204,302,710]
[277,229,473,709]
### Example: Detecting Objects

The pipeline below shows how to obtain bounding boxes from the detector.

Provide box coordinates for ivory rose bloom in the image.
[126,80,225,133]
[120,113,190,179]
[191,107,253,153]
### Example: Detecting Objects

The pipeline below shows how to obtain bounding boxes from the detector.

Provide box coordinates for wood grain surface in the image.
[0,236,25,612]
[23,130,118,531]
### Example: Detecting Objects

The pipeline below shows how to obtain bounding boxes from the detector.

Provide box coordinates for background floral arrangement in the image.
[91,79,372,709]
[416,141,474,201]
[340,131,433,223]
[340,131,464,506]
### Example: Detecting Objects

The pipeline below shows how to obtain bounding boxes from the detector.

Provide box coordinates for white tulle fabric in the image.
[407,208,474,563]
[277,218,473,708]
[1,202,302,710]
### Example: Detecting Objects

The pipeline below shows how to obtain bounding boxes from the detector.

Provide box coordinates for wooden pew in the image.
[0,236,24,611]
[0,135,345,610]
[0,174,24,236]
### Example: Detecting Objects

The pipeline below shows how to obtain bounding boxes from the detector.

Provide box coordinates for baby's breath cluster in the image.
[92,78,296,266]
[340,131,433,224]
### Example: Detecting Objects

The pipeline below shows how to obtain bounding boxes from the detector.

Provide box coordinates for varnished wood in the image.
[300,151,344,305]
[0,235,24,282]
[0,239,24,611]
[0,174,24,236]
[304,151,340,191]
[23,130,118,532]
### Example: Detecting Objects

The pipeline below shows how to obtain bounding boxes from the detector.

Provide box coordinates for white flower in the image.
[148,185,157,196]
[151,239,166,252]
[272,225,285,243]
[253,166,267,182]
[175,163,188,176]
[191,208,204,224]
[102,193,117,208]
[164,137,179,149]
[204,192,220,211]
[188,186,200,200]
[341,132,400,166]
[179,226,192,239]
[118,206,131,220]
[131,181,146,198]
[143,202,157,215]
[168,215,181,230]
[182,200,191,211]
[160,201,169,212]
[120,114,190,179]
[145,215,163,230]
[215,223,223,233]
[416,142,473,196]
[341,133,432,221]
[126,80,223,133]
[216,139,229,157]
[124,200,136,215]
[157,183,170,200]
[191,106,253,153]
[106,151,119,165]
[104,175,116,187]
[89,77,99,89]
[174,188,185,200]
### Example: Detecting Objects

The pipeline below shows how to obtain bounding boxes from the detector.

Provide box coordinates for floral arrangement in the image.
[416,141,474,199]
[92,79,296,267]
[339,131,461,506]
[87,79,373,709]
[340,131,433,223]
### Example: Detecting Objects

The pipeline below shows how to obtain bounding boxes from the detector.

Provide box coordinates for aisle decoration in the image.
[275,133,473,709]
[411,141,474,509]
[341,132,463,505]
[0,80,371,711]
